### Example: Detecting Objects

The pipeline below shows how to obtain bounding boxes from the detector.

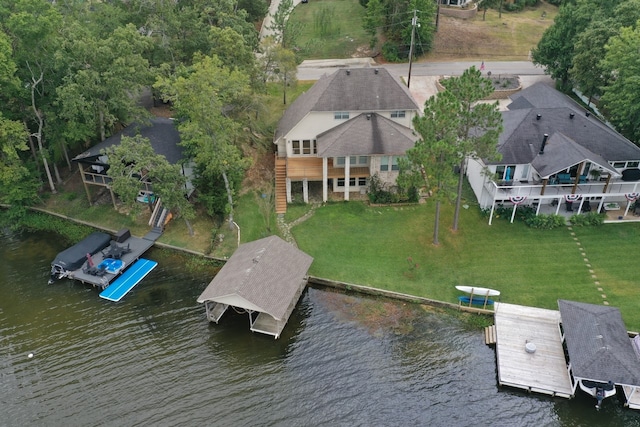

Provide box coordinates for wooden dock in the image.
[494,302,575,398]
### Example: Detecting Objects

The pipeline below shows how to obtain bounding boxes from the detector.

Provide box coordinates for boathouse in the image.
[197,236,313,339]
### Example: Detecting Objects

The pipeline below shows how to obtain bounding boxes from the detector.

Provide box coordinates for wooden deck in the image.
[286,157,370,180]
[494,302,574,398]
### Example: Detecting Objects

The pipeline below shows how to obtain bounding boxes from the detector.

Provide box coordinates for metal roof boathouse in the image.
[197,236,313,339]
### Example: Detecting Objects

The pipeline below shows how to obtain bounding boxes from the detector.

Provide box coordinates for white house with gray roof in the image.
[273,68,420,213]
[466,83,640,223]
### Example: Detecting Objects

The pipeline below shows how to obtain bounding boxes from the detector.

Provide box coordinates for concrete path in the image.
[260,0,304,41]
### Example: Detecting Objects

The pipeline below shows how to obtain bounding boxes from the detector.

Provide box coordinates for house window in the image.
[292,139,317,155]
[334,111,349,120]
[358,177,367,186]
[495,165,516,181]
[627,161,639,168]
[391,110,406,118]
[358,156,368,165]
[337,178,345,187]
[391,156,401,171]
[349,177,356,186]
[613,161,626,169]
[336,157,345,166]
[380,156,389,171]
[292,140,301,155]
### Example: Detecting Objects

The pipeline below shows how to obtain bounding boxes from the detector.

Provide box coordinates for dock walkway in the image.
[494,302,574,398]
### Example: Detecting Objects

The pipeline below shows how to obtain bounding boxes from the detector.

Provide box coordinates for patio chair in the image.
[565,201,573,212]
[583,200,591,213]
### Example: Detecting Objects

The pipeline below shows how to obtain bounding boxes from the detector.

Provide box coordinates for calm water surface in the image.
[2,230,640,426]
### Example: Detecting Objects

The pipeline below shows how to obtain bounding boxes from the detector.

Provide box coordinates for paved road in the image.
[298,59,547,80]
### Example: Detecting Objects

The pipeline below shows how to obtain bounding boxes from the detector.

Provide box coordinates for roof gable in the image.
[317,113,418,157]
[275,68,419,140]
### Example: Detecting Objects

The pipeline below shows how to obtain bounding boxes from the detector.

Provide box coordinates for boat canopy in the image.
[51,232,111,271]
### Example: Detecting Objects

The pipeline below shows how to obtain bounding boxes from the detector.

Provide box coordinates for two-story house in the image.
[274,67,420,213]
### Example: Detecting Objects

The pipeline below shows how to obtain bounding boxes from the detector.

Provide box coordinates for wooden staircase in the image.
[484,325,497,346]
[275,157,287,214]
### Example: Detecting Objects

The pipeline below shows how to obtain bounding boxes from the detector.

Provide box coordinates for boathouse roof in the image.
[558,300,640,386]
[197,236,313,335]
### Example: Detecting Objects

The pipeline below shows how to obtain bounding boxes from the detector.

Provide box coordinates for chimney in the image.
[539,134,549,155]
[366,113,371,120]
[536,114,542,121]
[570,113,575,119]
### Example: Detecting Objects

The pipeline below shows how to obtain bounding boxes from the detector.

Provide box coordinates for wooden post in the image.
[79,164,93,205]
[540,178,548,195]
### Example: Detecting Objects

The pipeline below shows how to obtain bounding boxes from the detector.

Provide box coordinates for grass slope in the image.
[292,201,640,329]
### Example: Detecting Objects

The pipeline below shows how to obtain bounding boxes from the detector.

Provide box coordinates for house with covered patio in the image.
[273,67,420,213]
[466,83,640,224]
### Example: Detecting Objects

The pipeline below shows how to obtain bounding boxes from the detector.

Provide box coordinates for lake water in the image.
[2,230,640,426]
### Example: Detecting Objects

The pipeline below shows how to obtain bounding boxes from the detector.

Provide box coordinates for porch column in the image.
[344,156,350,201]
[540,179,548,196]
[286,178,292,203]
[322,157,328,202]
[303,178,309,203]
[488,201,496,225]
[603,175,612,193]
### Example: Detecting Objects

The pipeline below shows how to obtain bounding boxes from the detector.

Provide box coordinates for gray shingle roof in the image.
[72,117,184,165]
[196,236,313,320]
[275,68,419,140]
[494,104,640,167]
[317,113,418,157]
[530,133,618,178]
[558,300,640,385]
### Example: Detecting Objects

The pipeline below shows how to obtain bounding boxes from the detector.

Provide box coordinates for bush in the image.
[570,212,605,226]
[367,174,417,204]
[381,41,401,63]
[524,213,566,229]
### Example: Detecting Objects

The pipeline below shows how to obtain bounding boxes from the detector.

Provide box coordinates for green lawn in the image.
[289,0,370,59]
[290,200,640,329]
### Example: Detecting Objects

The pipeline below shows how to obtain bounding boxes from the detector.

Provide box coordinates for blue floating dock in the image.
[99,259,157,302]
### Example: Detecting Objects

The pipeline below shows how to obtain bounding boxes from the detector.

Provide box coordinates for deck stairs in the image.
[275,157,287,214]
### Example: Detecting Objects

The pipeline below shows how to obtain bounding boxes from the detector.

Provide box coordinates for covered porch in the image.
[282,156,370,204]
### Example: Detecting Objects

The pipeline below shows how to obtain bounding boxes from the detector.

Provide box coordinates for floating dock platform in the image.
[99,259,157,302]
[64,234,156,289]
[494,302,575,398]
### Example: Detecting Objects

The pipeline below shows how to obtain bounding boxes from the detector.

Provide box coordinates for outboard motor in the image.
[595,386,605,410]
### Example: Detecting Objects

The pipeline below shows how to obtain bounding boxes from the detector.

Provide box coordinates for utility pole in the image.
[407,9,418,88]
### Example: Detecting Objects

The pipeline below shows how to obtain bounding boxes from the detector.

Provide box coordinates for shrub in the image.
[381,41,401,63]
[524,213,566,229]
[570,212,605,226]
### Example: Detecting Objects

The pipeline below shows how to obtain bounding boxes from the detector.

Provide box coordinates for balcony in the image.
[488,179,640,202]
[285,157,370,180]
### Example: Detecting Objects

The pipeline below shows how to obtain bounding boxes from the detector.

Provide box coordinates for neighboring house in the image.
[273,68,420,213]
[467,83,640,223]
[73,117,193,207]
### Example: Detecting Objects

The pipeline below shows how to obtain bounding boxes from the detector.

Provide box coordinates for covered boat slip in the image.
[558,300,640,408]
[494,303,574,398]
[197,235,313,339]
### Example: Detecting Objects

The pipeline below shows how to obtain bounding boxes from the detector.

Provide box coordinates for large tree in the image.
[600,24,640,144]
[155,54,252,225]
[399,90,460,246]
[55,23,153,143]
[440,67,502,231]
[363,0,436,60]
[104,134,194,233]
